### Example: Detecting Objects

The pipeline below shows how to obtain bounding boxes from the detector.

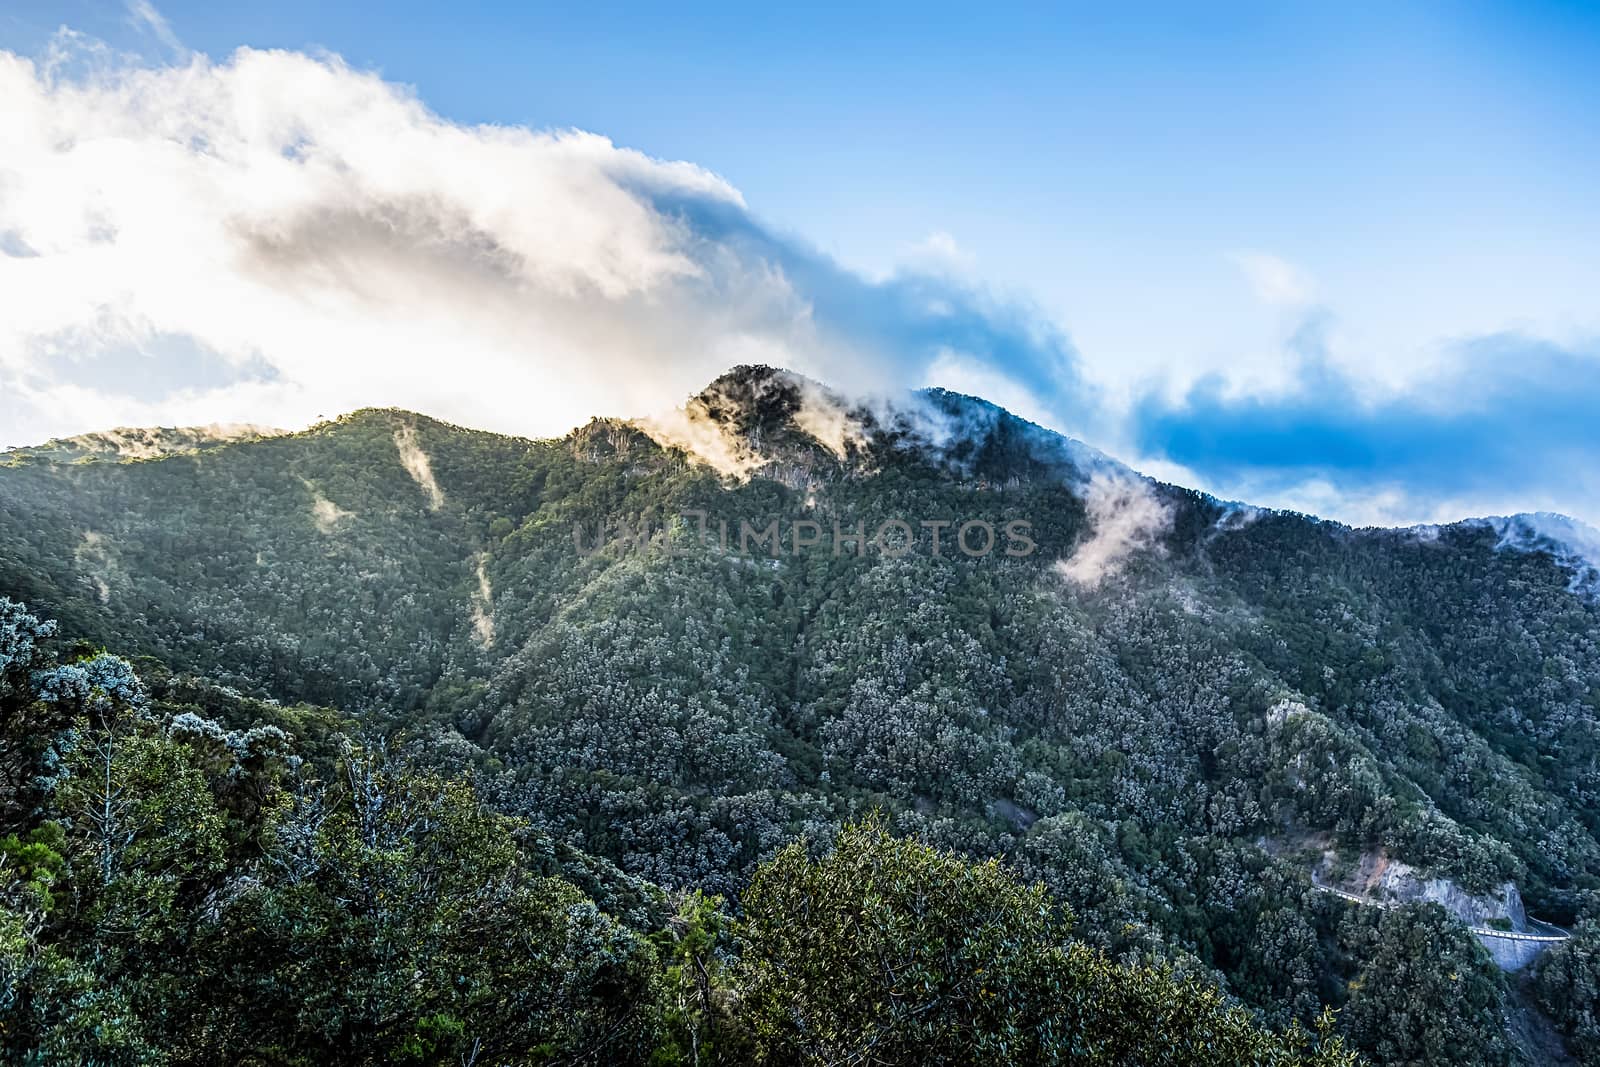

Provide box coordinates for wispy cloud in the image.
[0,34,1596,530]
[1054,471,1171,588]
[1129,333,1600,525]
[124,0,184,55]
[0,35,1094,458]
[899,230,974,275]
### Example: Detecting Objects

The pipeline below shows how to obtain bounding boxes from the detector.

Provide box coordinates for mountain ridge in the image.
[7,366,1595,553]
[3,364,1599,1062]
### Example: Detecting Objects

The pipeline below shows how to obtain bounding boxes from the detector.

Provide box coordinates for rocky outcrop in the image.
[1323,849,1526,930]
[1374,862,1527,931]
[1312,848,1565,971]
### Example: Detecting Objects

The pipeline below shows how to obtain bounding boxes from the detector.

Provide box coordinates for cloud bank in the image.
[1482,513,1600,598]
[1,33,1596,530]
[0,37,1092,456]
[1134,333,1600,527]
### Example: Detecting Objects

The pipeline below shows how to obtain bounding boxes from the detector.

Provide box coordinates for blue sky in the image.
[1,1,1597,527]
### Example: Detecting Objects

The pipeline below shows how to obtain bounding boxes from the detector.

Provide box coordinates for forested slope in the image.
[0,597,1359,1065]
[3,365,1599,1063]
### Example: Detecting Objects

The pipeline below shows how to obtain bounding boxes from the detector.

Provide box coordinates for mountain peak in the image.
[633,365,873,478]
[634,364,1135,490]
[689,365,827,437]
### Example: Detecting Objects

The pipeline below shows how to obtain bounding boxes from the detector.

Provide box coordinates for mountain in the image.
[2,364,1599,1064]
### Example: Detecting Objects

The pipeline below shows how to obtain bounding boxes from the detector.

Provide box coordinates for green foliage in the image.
[186,757,663,1065]
[0,825,66,910]
[1339,905,1514,1067]
[0,618,1367,1065]
[1533,918,1600,1063]
[4,366,1599,1061]
[0,612,667,1065]
[651,890,746,1066]
[735,819,1357,1066]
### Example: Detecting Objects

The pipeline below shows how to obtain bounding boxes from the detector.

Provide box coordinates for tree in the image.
[1533,918,1600,1063]
[186,748,663,1065]
[736,819,1357,1066]
[1340,905,1513,1067]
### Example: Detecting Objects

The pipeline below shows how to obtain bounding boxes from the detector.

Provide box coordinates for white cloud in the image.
[3,36,1084,464]
[1054,471,1172,588]
[921,349,1059,429]
[900,230,973,274]
[1,33,1591,534]
[637,405,768,479]
[0,39,840,449]
[393,424,444,510]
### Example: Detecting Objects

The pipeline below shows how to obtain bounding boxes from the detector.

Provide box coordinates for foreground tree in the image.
[736,820,1357,1066]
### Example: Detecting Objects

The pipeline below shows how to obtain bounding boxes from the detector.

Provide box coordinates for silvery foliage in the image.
[167,711,298,778]
[0,597,56,694]
[32,653,147,717]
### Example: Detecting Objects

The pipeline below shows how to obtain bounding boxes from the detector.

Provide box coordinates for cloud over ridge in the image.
[0,36,1092,460]
[1,32,1597,530]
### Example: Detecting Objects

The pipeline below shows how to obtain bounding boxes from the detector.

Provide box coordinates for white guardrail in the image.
[1308,878,1569,943]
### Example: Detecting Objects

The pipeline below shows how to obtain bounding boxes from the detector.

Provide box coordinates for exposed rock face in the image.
[1374,862,1527,931]
[1329,849,1527,930]
[634,366,872,481]
[1313,848,1564,971]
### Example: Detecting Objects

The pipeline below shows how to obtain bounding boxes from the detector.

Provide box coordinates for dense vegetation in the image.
[0,597,1356,1064]
[3,365,1598,1063]
[1534,922,1600,1062]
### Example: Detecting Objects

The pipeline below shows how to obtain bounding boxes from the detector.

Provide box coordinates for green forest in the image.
[3,366,1600,1065]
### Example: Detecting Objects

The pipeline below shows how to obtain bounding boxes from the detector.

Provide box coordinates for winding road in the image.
[1309,878,1569,944]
